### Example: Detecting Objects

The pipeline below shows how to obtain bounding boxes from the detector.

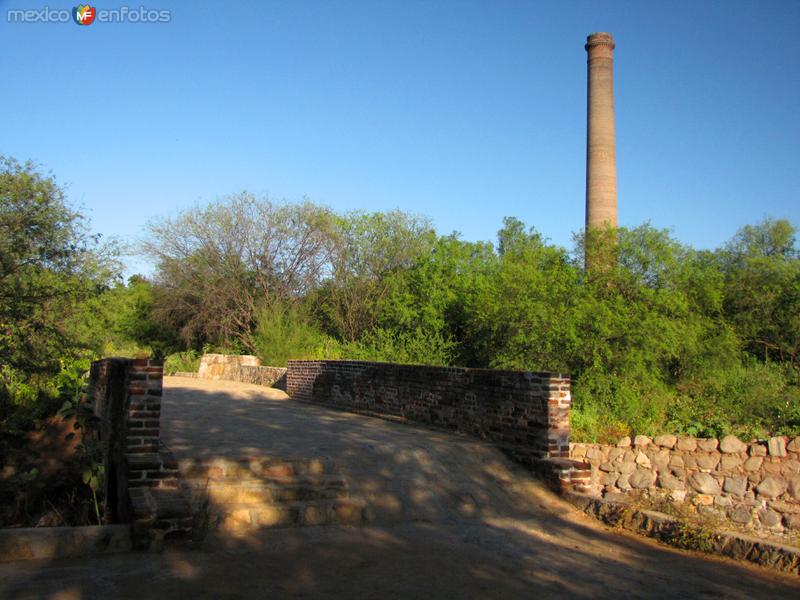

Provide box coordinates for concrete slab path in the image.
[1,376,798,599]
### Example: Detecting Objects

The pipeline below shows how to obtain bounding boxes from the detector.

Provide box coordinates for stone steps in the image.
[182,476,349,504]
[178,456,334,481]
[207,498,369,533]
[178,456,369,534]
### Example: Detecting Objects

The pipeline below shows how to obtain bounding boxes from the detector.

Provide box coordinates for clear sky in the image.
[2,1,799,273]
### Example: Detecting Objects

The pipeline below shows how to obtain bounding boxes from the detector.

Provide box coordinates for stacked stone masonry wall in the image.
[286,360,571,460]
[192,353,287,389]
[571,434,800,533]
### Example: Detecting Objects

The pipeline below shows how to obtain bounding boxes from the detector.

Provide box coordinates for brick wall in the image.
[571,434,800,534]
[88,358,190,547]
[286,360,571,460]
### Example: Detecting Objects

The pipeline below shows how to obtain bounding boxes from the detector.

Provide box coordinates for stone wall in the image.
[286,360,571,460]
[189,353,287,389]
[88,358,191,548]
[571,434,800,533]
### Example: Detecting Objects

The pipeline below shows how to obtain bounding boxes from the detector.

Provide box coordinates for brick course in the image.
[88,357,190,548]
[286,360,571,461]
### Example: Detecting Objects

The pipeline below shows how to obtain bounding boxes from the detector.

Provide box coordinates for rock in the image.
[629,468,656,489]
[601,472,619,486]
[622,449,635,462]
[750,443,767,457]
[654,434,677,448]
[617,436,631,448]
[571,444,588,459]
[634,451,651,468]
[658,473,685,491]
[604,492,629,504]
[634,435,651,448]
[608,447,625,462]
[720,455,742,472]
[599,462,615,472]
[689,472,721,495]
[617,474,631,491]
[758,508,782,528]
[785,514,800,530]
[669,455,684,468]
[762,460,782,475]
[780,460,800,477]
[787,436,800,453]
[743,456,763,471]
[768,436,787,457]
[746,472,761,487]
[768,500,800,514]
[789,477,800,500]
[723,475,748,497]
[671,467,686,479]
[696,453,720,471]
[652,449,670,468]
[694,494,714,506]
[683,454,697,469]
[715,495,733,507]
[586,447,605,461]
[697,438,719,452]
[756,476,788,498]
[729,506,752,524]
[720,435,747,454]
[676,437,697,452]
[670,490,687,503]
[618,461,636,475]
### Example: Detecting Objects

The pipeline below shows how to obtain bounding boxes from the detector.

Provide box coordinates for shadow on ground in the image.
[1,377,798,599]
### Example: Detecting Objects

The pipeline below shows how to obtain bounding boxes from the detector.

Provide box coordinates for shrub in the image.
[342,327,455,366]
[164,350,202,374]
[253,303,341,366]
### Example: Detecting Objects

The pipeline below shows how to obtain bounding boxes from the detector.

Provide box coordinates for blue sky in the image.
[2,1,799,273]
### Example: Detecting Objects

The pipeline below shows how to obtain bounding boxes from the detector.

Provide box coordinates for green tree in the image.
[722,220,800,373]
[319,210,436,342]
[0,157,118,376]
[144,193,337,352]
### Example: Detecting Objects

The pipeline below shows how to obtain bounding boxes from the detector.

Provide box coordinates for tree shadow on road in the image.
[1,378,798,599]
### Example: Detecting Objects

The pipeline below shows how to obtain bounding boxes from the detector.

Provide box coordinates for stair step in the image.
[205,499,368,531]
[178,456,334,481]
[182,478,349,504]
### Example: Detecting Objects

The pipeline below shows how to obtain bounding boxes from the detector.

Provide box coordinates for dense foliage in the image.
[2,159,798,453]
[141,197,799,442]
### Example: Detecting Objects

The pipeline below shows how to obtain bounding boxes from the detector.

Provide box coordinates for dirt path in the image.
[1,376,797,599]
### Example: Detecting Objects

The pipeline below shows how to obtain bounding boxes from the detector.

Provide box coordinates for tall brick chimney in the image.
[585,32,617,231]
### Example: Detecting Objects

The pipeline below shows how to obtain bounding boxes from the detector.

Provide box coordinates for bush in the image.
[571,365,672,442]
[253,303,341,366]
[0,358,89,440]
[164,350,202,374]
[342,327,455,366]
[667,361,800,439]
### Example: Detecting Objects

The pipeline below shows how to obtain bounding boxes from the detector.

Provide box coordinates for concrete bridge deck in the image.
[1,376,798,599]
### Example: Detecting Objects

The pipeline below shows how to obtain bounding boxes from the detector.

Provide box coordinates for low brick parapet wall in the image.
[88,357,191,548]
[571,434,800,534]
[286,360,571,461]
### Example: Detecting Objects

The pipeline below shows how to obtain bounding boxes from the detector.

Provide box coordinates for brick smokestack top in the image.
[585,32,617,230]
